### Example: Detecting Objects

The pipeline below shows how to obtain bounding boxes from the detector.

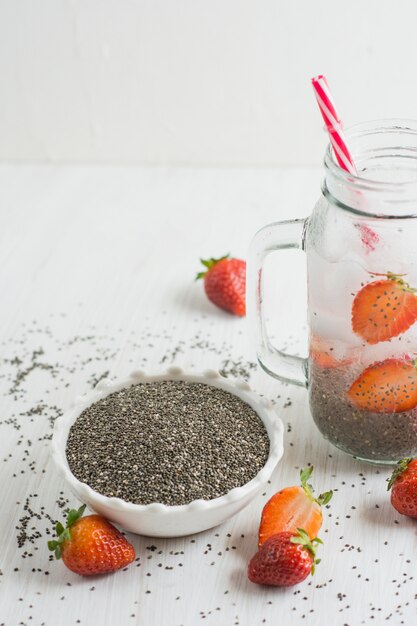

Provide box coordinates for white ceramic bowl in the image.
[51,367,284,537]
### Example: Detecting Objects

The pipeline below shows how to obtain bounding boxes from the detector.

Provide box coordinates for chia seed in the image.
[310,362,417,462]
[65,380,270,506]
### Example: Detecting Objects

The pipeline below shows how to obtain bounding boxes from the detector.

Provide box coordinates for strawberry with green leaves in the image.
[196,254,246,316]
[248,528,322,587]
[48,505,135,576]
[388,458,417,517]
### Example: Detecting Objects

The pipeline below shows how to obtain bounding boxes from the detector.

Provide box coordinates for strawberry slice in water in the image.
[310,335,353,369]
[348,358,417,414]
[352,272,417,344]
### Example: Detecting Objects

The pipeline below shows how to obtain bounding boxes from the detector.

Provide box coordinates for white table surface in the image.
[0,164,415,626]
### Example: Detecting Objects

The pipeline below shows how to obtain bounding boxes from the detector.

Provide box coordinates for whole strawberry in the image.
[48,505,135,576]
[388,458,417,517]
[196,254,246,316]
[248,529,322,587]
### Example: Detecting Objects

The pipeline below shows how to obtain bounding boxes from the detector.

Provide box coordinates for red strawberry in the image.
[48,505,135,576]
[258,466,332,547]
[248,529,322,587]
[388,458,417,517]
[352,272,417,344]
[196,254,246,316]
[347,358,417,414]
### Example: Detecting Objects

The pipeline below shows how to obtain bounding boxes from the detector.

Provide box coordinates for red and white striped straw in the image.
[311,75,357,176]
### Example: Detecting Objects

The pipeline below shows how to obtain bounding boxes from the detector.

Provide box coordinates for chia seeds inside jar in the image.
[310,361,417,463]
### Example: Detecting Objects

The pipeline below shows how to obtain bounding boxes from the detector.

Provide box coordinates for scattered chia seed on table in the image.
[66,380,270,506]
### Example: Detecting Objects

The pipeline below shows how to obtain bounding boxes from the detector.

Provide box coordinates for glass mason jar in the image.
[248,120,417,464]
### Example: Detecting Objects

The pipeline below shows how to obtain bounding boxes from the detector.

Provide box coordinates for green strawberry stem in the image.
[386,272,417,294]
[195,254,230,280]
[387,458,413,491]
[367,271,417,293]
[290,528,323,575]
[47,504,86,560]
[300,466,333,506]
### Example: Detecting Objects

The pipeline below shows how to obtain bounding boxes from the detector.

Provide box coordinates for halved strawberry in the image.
[258,467,332,547]
[352,273,417,344]
[347,358,417,414]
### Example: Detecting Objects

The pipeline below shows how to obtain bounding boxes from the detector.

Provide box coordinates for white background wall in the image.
[1,0,417,166]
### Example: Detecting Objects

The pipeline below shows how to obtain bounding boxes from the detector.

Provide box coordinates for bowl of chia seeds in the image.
[51,366,284,537]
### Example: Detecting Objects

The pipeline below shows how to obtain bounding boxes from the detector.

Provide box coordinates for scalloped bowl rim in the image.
[51,366,284,518]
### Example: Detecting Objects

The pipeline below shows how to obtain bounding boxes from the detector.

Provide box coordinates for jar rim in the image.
[324,119,417,218]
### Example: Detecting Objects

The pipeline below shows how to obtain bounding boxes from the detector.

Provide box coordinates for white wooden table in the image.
[0,164,415,626]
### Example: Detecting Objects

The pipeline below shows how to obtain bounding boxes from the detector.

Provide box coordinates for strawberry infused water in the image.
[248,114,417,463]
[306,83,417,461]
[308,238,417,462]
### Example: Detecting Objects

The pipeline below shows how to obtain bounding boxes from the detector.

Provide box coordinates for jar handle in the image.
[247,218,308,387]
